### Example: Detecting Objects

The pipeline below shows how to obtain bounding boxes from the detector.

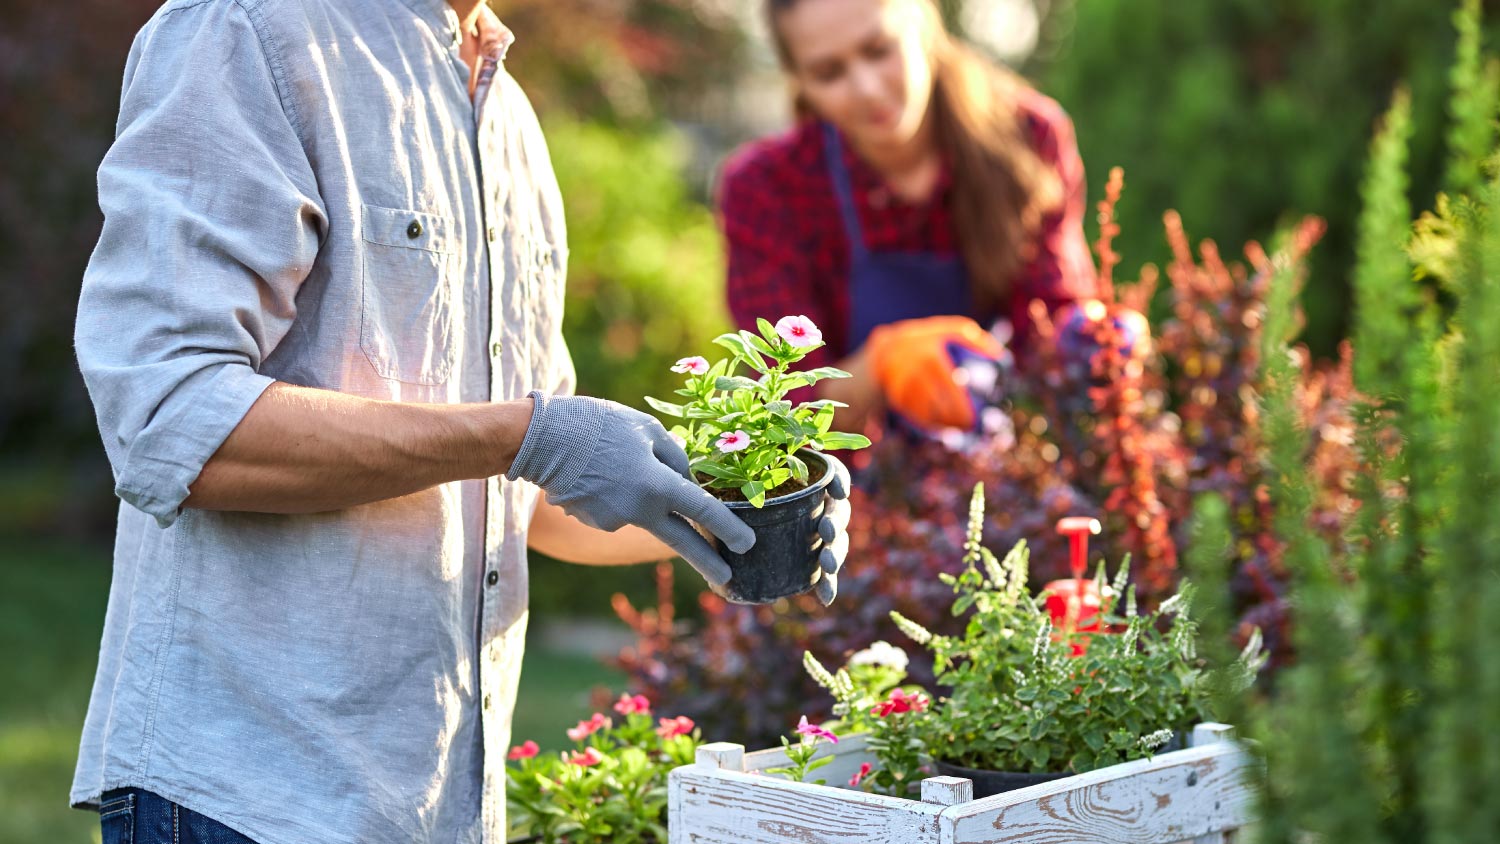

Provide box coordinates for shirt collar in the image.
[472,4,515,62]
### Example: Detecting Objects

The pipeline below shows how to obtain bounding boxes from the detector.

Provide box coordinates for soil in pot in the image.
[699,450,835,605]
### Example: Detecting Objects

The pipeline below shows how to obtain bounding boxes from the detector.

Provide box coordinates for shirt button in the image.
[486,570,499,587]
[406,220,423,239]
[487,226,497,243]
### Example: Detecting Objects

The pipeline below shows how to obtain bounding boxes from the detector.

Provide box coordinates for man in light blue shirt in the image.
[71,1,850,842]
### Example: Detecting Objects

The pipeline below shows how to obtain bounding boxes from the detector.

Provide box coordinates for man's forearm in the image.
[527,494,675,564]
[185,382,534,515]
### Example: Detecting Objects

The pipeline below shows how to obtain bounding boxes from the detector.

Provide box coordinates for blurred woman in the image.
[718,0,1100,444]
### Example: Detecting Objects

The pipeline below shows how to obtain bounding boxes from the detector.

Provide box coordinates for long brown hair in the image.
[767,0,1062,313]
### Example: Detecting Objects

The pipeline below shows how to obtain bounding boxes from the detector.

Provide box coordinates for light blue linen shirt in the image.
[70,1,573,841]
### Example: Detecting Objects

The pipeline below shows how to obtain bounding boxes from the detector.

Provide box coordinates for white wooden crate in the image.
[669,723,1254,844]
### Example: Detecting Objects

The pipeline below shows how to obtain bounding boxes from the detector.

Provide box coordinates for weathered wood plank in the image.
[670,765,945,844]
[938,743,1255,844]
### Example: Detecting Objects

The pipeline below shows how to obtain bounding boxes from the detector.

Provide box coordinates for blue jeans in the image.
[99,788,259,844]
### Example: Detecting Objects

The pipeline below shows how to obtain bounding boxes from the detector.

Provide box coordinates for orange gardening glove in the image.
[865,315,1007,431]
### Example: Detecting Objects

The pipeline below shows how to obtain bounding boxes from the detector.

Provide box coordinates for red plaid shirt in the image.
[716,87,1098,376]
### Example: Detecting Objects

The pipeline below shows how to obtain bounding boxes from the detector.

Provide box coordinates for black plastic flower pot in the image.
[931,759,1070,799]
[709,450,836,605]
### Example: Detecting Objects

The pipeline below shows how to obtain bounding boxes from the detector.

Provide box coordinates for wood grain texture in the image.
[669,726,1253,844]
[938,743,1255,844]
[670,766,945,844]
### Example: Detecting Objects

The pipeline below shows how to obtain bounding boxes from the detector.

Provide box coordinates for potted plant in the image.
[802,482,1263,798]
[505,693,702,843]
[645,315,871,603]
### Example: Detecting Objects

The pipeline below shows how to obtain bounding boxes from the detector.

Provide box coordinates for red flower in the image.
[613,693,652,717]
[566,747,606,767]
[656,715,695,738]
[871,689,930,718]
[849,762,873,788]
[566,712,612,742]
[507,740,539,760]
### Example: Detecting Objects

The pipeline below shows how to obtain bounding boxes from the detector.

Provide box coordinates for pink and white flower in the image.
[656,715,696,738]
[671,356,710,375]
[795,715,839,744]
[507,740,539,760]
[716,430,751,453]
[566,712,612,742]
[668,430,688,449]
[613,693,652,716]
[566,747,607,767]
[775,315,823,348]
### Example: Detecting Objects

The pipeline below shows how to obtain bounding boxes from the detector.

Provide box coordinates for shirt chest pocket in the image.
[359,203,460,385]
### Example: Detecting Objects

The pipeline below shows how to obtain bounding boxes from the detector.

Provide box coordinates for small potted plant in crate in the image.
[646,315,871,603]
[803,483,1264,798]
[668,482,1263,843]
[505,693,701,843]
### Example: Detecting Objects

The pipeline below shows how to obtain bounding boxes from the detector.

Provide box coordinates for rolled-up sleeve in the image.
[75,1,325,528]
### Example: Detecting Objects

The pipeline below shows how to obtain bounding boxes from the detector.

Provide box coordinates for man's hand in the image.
[811,454,853,606]
[505,392,756,591]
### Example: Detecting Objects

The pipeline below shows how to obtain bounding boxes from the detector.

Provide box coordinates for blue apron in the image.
[822,123,975,355]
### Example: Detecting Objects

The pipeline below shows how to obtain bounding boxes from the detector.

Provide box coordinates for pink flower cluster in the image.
[566,747,606,767]
[567,712,612,742]
[507,740,539,761]
[656,715,695,738]
[870,689,930,719]
[613,693,651,716]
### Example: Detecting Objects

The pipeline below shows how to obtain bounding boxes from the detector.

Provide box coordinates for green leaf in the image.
[756,317,781,346]
[815,405,836,435]
[742,330,778,358]
[787,453,809,483]
[713,334,768,372]
[816,432,873,451]
[802,366,853,383]
[692,461,746,482]
[766,400,793,415]
[643,396,686,417]
[741,480,767,508]
[715,376,761,393]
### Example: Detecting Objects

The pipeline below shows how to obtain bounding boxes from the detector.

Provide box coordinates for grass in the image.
[0,538,622,844]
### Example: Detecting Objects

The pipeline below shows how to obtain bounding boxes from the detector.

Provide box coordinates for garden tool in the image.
[1044,517,1106,654]
[866,315,1011,432]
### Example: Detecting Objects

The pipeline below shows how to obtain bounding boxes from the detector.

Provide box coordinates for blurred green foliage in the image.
[1037,0,1500,356]
[545,118,733,408]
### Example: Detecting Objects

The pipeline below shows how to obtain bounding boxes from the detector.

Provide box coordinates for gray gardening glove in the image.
[812,454,853,607]
[506,391,755,590]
